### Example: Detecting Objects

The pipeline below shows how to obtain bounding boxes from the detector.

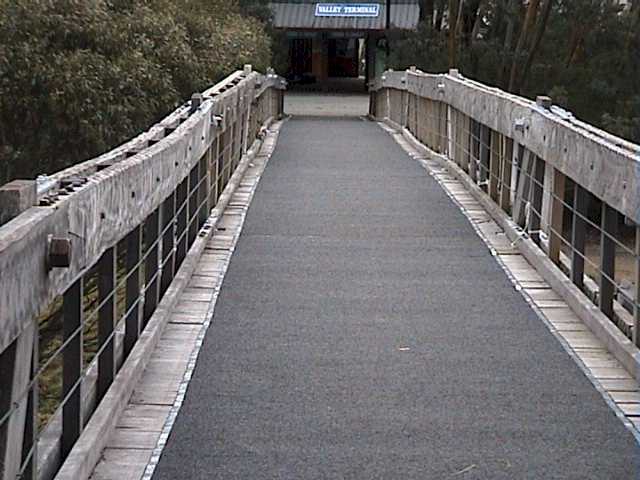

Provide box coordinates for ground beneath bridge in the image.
[152,116,640,479]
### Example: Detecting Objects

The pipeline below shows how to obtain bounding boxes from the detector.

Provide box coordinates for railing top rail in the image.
[373,68,640,224]
[0,68,285,354]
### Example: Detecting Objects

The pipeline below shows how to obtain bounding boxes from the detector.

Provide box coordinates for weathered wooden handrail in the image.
[371,68,640,380]
[0,67,285,480]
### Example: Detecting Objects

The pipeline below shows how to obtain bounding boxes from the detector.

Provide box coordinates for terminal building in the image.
[268,1,421,90]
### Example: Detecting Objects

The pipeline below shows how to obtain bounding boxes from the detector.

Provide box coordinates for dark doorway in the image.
[327,38,360,78]
[289,38,313,82]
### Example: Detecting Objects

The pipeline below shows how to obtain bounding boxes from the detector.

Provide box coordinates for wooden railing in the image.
[371,67,640,379]
[0,66,285,480]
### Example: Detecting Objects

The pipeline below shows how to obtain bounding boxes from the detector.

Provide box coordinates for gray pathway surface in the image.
[153,117,640,479]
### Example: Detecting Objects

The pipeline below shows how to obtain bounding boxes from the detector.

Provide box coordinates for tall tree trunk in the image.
[516,0,553,91]
[508,0,541,91]
[565,25,587,67]
[421,0,435,26]
[498,0,519,87]
[448,0,461,67]
[625,0,640,54]
[435,0,445,31]
[471,1,485,45]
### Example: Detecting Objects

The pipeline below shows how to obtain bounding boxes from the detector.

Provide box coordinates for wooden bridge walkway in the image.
[3,68,640,480]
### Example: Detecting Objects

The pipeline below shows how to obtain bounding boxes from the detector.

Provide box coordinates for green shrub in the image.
[0,0,272,185]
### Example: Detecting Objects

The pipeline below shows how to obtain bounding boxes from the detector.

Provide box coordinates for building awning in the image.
[269,1,420,31]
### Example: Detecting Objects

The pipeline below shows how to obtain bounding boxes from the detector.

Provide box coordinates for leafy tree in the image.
[388,0,640,143]
[0,0,272,186]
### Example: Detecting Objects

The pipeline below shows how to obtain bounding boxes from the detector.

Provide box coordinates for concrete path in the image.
[284,92,369,117]
[152,117,640,479]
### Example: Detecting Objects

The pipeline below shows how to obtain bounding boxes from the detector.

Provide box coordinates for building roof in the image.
[269,1,420,31]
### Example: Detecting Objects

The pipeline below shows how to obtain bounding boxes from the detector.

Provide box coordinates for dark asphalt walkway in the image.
[153,117,640,479]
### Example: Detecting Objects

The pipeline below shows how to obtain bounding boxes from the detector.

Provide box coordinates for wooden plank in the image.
[560,331,603,349]
[106,429,161,450]
[553,323,588,332]
[169,313,207,325]
[119,405,171,431]
[589,367,633,380]
[524,288,562,301]
[541,306,583,324]
[609,391,640,403]
[91,448,152,480]
[580,357,621,369]
[616,403,640,416]
[600,379,640,391]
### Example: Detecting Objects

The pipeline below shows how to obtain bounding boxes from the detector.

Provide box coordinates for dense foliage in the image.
[0,0,272,185]
[389,0,640,143]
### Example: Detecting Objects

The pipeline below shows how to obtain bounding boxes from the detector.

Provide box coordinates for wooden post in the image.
[176,177,189,268]
[124,226,142,357]
[21,338,37,480]
[571,184,588,289]
[635,225,640,347]
[401,90,408,128]
[0,180,36,226]
[0,322,35,480]
[489,131,501,201]
[479,124,491,186]
[62,278,83,459]
[549,168,566,264]
[469,120,480,183]
[160,193,176,297]
[188,165,199,248]
[461,114,470,173]
[513,147,533,227]
[198,155,209,229]
[600,203,618,319]
[143,208,161,326]
[528,156,545,245]
[97,247,116,400]
[499,137,514,213]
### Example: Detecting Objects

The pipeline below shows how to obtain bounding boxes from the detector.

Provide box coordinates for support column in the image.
[600,203,618,319]
[549,168,566,265]
[0,322,35,480]
[160,194,176,297]
[571,185,588,290]
[0,180,36,226]
[489,131,501,201]
[528,156,545,245]
[143,208,161,326]
[635,225,640,347]
[62,279,83,459]
[97,247,116,401]
[499,137,514,213]
[124,226,142,357]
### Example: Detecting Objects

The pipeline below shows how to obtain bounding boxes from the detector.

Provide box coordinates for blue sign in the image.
[315,3,381,17]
